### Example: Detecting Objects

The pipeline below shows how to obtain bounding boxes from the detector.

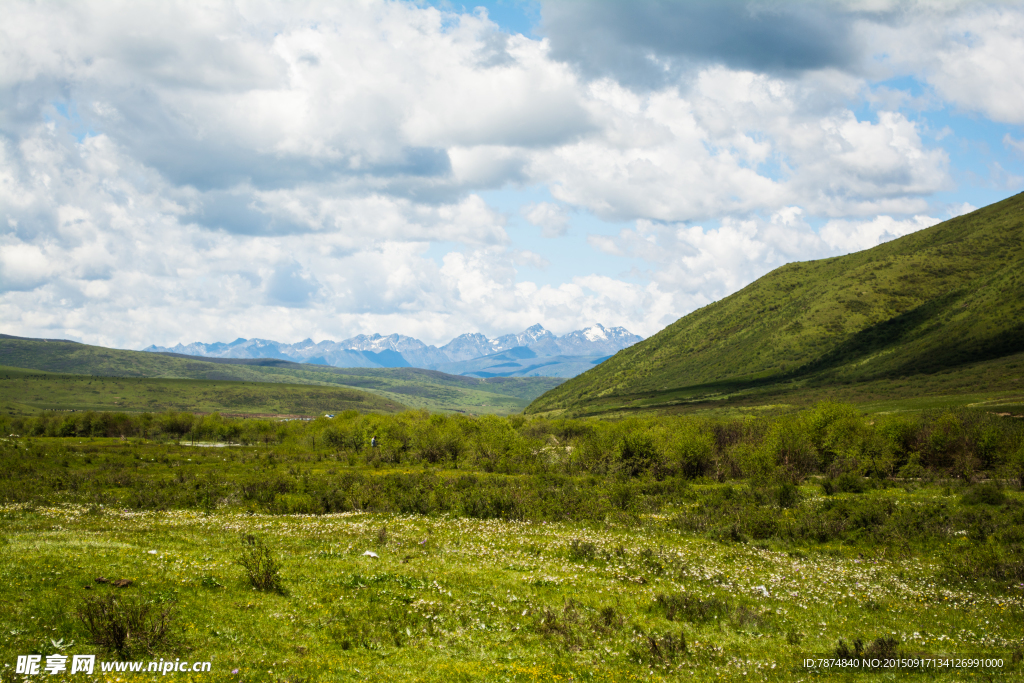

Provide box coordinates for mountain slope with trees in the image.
[527,192,1024,416]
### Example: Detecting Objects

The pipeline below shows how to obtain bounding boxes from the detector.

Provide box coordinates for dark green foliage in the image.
[641,631,686,663]
[942,542,1024,583]
[617,429,661,476]
[236,535,284,592]
[653,593,729,623]
[823,473,867,495]
[566,539,596,561]
[667,477,1024,561]
[670,419,715,479]
[962,483,1007,506]
[534,601,589,652]
[775,481,801,508]
[834,636,900,662]
[3,405,1024,555]
[78,594,177,660]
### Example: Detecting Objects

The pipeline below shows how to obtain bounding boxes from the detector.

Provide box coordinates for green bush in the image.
[653,593,730,623]
[617,430,661,477]
[567,538,597,561]
[78,594,177,660]
[670,420,715,479]
[823,472,867,495]
[776,481,801,508]
[962,483,1007,506]
[236,534,284,592]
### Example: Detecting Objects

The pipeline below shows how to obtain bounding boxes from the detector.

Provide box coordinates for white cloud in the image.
[947,202,977,218]
[0,241,53,290]
[585,206,941,323]
[863,4,1024,125]
[0,120,671,345]
[522,201,569,237]
[1006,134,1024,157]
[529,69,948,223]
[988,162,1024,191]
[0,0,1016,350]
[820,215,941,252]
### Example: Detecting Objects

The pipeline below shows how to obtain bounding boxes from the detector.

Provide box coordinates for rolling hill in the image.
[527,192,1024,416]
[0,365,406,417]
[0,336,564,415]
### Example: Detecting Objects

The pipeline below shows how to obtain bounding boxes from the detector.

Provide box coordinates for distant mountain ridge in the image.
[143,324,643,378]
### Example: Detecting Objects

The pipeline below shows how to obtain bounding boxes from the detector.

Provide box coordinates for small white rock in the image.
[147,550,158,555]
[362,551,379,558]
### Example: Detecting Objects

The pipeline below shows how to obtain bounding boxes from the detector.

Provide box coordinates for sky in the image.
[2,0,1023,350]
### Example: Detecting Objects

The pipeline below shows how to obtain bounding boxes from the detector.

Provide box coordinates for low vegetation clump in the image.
[77,593,178,660]
[834,635,901,662]
[236,534,284,593]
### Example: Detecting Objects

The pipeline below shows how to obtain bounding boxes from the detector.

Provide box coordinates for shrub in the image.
[78,594,177,660]
[776,481,801,508]
[618,430,661,477]
[236,534,284,592]
[671,421,715,478]
[834,635,900,661]
[643,631,686,663]
[804,402,863,470]
[961,483,1007,506]
[534,601,588,651]
[942,542,1024,583]
[653,593,729,623]
[761,415,816,476]
[822,472,866,495]
[567,538,596,562]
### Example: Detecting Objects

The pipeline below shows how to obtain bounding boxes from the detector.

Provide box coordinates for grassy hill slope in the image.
[0,336,563,415]
[0,365,405,416]
[528,192,1024,416]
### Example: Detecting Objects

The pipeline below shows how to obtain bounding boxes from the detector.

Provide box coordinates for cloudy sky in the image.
[2,0,1023,349]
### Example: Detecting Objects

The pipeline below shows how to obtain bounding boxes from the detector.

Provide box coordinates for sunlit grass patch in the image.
[2,501,1023,682]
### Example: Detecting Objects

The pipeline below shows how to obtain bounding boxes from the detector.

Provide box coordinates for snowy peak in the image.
[145,323,643,374]
[554,325,642,355]
[491,324,556,353]
[339,333,429,354]
[440,333,493,363]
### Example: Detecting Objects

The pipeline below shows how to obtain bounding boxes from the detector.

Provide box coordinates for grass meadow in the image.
[2,405,1024,681]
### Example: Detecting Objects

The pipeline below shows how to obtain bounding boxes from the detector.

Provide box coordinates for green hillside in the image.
[0,336,563,415]
[0,365,405,416]
[527,192,1024,416]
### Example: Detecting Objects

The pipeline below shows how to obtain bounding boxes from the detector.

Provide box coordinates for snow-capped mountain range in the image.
[143,324,643,377]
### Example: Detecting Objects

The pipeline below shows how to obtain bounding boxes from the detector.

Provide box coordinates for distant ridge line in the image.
[0,333,81,344]
[152,352,305,367]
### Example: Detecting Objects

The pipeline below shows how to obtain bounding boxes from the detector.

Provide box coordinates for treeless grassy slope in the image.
[528,192,1024,416]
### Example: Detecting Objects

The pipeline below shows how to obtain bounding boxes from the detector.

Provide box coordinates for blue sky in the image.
[2,0,1023,349]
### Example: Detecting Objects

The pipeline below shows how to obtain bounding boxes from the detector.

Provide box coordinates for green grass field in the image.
[2,419,1023,682]
[3,496,1020,682]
